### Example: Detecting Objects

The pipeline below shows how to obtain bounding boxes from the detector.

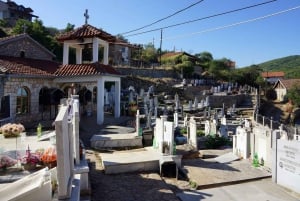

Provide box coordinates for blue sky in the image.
[15,0,300,67]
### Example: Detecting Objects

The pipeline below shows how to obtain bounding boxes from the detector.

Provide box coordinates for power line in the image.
[123,0,277,37]
[120,0,205,35]
[162,5,300,42]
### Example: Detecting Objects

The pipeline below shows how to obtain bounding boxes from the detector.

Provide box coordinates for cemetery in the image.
[0,80,300,200]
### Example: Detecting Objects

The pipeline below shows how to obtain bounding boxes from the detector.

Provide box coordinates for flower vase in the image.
[22,163,36,171]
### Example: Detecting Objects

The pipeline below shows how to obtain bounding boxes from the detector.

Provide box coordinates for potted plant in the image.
[0,123,25,138]
[21,146,41,171]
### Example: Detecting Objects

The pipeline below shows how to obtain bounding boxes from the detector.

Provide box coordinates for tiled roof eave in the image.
[7,74,56,79]
[54,63,121,77]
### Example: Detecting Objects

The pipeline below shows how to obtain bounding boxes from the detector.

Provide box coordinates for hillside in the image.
[253,55,300,78]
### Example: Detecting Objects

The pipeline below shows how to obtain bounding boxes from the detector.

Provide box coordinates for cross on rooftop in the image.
[84,9,89,24]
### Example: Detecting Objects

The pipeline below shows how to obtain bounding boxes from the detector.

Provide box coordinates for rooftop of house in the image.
[161,51,201,61]
[278,79,300,90]
[4,0,38,18]
[261,71,285,78]
[0,55,59,76]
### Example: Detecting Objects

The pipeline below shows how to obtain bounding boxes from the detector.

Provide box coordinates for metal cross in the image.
[84,9,89,24]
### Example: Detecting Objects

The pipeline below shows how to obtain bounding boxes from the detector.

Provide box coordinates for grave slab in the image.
[100,147,161,174]
[90,133,143,150]
[183,149,272,189]
[214,152,240,163]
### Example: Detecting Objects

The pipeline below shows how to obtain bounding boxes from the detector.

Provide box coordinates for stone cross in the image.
[84,9,89,24]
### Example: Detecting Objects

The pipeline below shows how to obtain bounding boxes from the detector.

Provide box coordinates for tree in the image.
[116,34,128,43]
[65,23,75,32]
[233,65,262,87]
[0,19,8,27]
[12,19,50,47]
[195,51,213,70]
[208,59,229,80]
[286,85,300,106]
[141,43,158,65]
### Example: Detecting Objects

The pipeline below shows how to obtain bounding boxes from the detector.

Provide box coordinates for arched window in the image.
[16,87,30,114]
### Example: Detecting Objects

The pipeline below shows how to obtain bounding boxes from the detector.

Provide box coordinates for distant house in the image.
[161,51,201,64]
[109,41,140,66]
[261,71,285,84]
[273,79,300,102]
[161,51,202,76]
[0,0,38,26]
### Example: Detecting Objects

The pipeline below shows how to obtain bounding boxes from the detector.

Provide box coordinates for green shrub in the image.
[180,127,187,134]
[197,129,205,137]
[204,135,231,149]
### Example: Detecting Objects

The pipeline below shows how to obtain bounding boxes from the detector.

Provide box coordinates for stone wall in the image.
[115,67,179,78]
[0,37,53,60]
[185,92,252,108]
[207,94,251,108]
[4,77,58,126]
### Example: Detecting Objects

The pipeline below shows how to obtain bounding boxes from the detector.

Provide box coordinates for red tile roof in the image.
[261,71,285,78]
[0,56,59,76]
[54,62,120,76]
[56,24,117,42]
[280,79,300,90]
[161,52,184,58]
[161,51,201,61]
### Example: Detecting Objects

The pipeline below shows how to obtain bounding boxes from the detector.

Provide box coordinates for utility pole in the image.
[160,29,163,67]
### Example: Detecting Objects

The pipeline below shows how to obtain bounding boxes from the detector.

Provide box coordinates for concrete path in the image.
[177,178,300,201]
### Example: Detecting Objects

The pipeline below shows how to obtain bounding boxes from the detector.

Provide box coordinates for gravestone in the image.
[210,120,217,135]
[200,99,204,108]
[189,117,198,150]
[174,112,178,128]
[205,97,209,107]
[136,110,140,136]
[204,120,210,136]
[55,104,74,199]
[194,97,198,109]
[139,88,144,97]
[233,126,250,159]
[154,116,175,155]
[188,100,193,111]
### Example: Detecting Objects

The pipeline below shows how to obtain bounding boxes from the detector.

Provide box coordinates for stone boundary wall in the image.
[207,94,251,108]
[115,67,179,78]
